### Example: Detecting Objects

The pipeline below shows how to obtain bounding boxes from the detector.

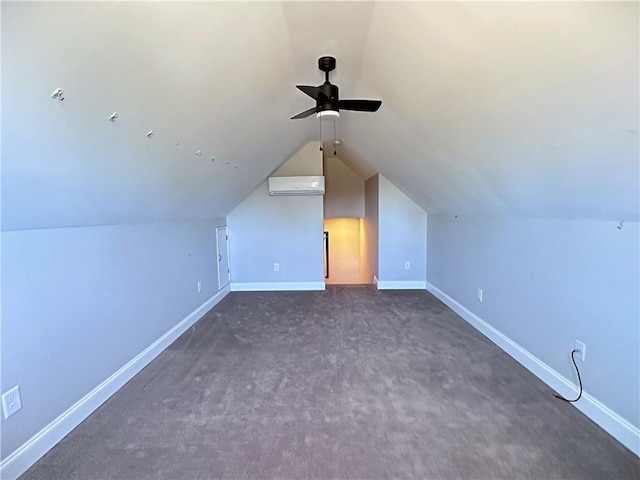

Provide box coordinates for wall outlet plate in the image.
[404,261,411,270]
[2,385,23,420]
[197,281,202,293]
[575,340,586,361]
[477,288,483,302]
[273,263,280,272]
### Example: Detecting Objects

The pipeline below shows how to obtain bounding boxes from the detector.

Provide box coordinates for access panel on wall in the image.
[216,226,230,289]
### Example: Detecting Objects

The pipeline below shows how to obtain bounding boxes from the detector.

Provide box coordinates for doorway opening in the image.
[323,218,367,285]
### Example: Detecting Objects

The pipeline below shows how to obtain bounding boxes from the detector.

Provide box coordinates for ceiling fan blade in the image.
[296,85,330,100]
[290,107,317,120]
[338,99,382,112]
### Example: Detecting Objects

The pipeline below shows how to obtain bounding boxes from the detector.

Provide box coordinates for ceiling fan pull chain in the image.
[319,118,323,151]
[333,120,337,156]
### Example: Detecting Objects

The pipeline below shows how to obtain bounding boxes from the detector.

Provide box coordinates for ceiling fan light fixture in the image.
[316,110,339,120]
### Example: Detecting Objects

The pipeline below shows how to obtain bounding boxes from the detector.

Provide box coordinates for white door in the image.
[216,226,230,289]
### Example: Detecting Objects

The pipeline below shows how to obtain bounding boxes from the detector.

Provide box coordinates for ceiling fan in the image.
[291,56,382,120]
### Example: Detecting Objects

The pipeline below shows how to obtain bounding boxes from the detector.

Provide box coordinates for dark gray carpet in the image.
[21,286,639,479]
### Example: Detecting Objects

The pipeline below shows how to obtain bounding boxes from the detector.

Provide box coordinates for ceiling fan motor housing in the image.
[318,83,339,112]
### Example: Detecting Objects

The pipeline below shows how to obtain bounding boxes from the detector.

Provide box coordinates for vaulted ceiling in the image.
[2,1,638,231]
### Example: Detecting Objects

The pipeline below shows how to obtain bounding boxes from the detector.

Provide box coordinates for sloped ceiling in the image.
[2,1,638,231]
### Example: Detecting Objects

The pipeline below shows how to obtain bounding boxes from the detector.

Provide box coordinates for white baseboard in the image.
[376,280,427,290]
[425,282,640,457]
[0,286,231,480]
[230,282,325,291]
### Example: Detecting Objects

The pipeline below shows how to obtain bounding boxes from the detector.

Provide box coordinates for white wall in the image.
[427,215,640,436]
[1,219,227,466]
[227,142,324,290]
[323,156,364,218]
[272,142,323,177]
[377,175,427,288]
[363,175,379,283]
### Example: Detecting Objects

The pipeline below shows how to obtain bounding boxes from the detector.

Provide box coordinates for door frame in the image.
[216,226,230,289]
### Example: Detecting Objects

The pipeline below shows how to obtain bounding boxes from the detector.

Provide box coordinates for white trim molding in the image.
[376,280,427,290]
[0,286,231,480]
[425,282,640,457]
[231,282,325,292]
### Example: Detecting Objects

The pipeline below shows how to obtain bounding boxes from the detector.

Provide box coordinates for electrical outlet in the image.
[2,385,22,420]
[197,281,202,293]
[273,263,280,272]
[575,340,586,361]
[404,261,411,270]
[477,288,483,302]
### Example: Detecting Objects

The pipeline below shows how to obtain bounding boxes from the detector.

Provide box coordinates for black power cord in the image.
[554,349,583,403]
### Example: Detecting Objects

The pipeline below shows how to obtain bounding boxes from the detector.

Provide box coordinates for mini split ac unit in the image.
[268,176,325,196]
